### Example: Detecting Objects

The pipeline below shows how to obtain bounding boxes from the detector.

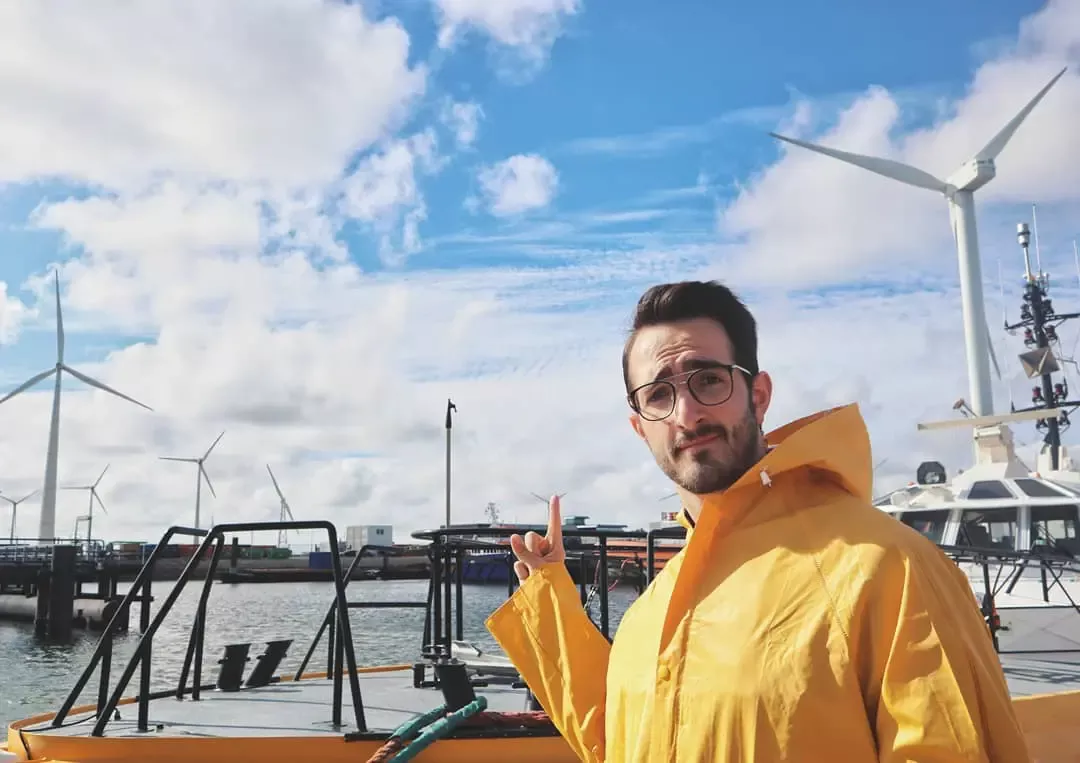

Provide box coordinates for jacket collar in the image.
[669,403,871,534]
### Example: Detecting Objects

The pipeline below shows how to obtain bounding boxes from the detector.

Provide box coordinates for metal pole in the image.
[444,399,455,527]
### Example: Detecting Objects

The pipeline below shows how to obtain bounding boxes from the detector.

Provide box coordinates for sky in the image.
[0,0,1079,548]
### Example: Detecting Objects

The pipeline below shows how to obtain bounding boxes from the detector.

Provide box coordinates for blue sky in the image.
[0,0,1077,540]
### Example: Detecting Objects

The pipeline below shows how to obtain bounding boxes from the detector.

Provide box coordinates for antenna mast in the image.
[1006,221,1080,470]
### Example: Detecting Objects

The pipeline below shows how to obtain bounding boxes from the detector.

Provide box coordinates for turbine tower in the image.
[0,272,152,541]
[160,431,224,529]
[61,464,109,544]
[769,67,1067,419]
[266,464,295,548]
[0,489,39,542]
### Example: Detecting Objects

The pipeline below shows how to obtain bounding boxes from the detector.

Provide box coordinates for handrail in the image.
[50,525,206,729]
[44,520,369,737]
[292,544,433,681]
[413,524,689,646]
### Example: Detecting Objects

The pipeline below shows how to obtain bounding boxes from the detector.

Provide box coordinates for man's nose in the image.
[671,383,707,426]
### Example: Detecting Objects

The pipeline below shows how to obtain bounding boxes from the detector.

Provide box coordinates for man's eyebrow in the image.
[649,357,724,384]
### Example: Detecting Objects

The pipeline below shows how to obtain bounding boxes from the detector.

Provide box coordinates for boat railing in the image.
[411,523,689,654]
[938,542,1080,651]
[42,520,689,739]
[46,520,366,737]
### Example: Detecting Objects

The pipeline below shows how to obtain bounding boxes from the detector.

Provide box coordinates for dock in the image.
[0,537,132,639]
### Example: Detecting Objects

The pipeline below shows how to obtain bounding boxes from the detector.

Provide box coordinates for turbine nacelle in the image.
[947,158,996,194]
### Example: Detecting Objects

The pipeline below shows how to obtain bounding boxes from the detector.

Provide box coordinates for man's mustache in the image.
[672,424,728,453]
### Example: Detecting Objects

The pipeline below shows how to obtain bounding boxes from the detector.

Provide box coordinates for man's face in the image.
[626,318,772,495]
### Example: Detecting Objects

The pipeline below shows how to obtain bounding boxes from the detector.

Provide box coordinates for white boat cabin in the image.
[872,421,1080,559]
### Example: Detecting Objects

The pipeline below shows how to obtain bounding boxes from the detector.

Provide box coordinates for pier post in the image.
[34,569,50,636]
[47,545,77,641]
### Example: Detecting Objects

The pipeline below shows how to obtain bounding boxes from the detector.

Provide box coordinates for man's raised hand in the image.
[509,494,566,583]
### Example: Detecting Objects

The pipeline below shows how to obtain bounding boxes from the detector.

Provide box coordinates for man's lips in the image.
[676,433,721,453]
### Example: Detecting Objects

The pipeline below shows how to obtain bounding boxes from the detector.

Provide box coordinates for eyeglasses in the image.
[627,363,753,422]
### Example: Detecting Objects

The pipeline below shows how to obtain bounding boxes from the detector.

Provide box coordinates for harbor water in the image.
[0,579,640,729]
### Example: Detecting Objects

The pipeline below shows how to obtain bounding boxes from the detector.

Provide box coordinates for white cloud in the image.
[431,0,580,77]
[440,99,484,149]
[474,154,559,217]
[0,0,426,192]
[0,282,31,345]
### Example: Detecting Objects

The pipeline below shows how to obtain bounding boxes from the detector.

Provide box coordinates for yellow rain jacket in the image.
[486,403,1030,762]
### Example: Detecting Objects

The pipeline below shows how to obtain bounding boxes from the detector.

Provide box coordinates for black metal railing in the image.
[36,519,689,740]
[411,523,688,651]
[938,542,1080,652]
[44,520,365,737]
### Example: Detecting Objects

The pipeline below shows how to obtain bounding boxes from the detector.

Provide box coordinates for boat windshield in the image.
[896,509,949,544]
[1030,504,1080,557]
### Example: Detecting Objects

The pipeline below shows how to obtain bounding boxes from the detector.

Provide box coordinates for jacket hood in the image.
[673,402,873,532]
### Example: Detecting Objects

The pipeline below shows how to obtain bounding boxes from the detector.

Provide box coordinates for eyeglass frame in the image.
[626,362,755,422]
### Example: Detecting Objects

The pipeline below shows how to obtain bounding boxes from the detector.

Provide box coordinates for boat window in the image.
[1016,478,1067,498]
[966,480,1014,499]
[1030,504,1080,557]
[896,509,949,544]
[957,507,1017,550]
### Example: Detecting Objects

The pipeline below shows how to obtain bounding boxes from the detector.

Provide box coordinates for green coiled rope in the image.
[364,696,490,763]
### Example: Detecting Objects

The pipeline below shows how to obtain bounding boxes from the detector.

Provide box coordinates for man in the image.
[485,280,1030,762]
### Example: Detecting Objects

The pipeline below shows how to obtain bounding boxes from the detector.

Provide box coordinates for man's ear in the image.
[750,371,773,429]
[629,410,647,441]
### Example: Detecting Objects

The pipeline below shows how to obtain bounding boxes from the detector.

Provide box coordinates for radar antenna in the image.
[1005,221,1080,470]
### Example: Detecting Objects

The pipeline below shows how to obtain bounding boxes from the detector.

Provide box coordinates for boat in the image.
[874,220,1080,662]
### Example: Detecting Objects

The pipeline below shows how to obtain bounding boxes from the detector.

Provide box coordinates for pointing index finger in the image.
[547,494,563,547]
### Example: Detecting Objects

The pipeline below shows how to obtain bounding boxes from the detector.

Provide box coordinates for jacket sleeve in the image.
[861,546,1031,763]
[484,563,610,763]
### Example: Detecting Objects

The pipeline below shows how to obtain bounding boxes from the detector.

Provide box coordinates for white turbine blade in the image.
[94,464,109,488]
[0,367,57,406]
[61,364,153,411]
[266,464,287,501]
[975,67,1068,162]
[985,321,1002,381]
[769,132,949,193]
[19,490,39,504]
[203,431,225,460]
[93,490,108,515]
[283,501,295,521]
[159,456,198,463]
[54,270,64,364]
[200,464,217,497]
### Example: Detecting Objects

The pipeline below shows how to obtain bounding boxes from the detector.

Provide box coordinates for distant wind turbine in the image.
[266,464,295,548]
[61,464,109,543]
[160,432,224,529]
[529,491,567,504]
[769,67,1067,419]
[0,489,39,542]
[0,272,152,541]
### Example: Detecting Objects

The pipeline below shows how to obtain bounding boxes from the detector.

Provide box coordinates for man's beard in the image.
[657,404,764,495]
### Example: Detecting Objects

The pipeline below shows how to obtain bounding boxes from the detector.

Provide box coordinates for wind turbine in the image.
[529,491,567,505]
[266,464,295,548]
[160,432,224,529]
[0,271,152,541]
[0,489,39,542]
[769,67,1068,419]
[61,464,109,543]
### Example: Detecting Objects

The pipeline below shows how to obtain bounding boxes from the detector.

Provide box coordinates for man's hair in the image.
[621,280,759,393]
